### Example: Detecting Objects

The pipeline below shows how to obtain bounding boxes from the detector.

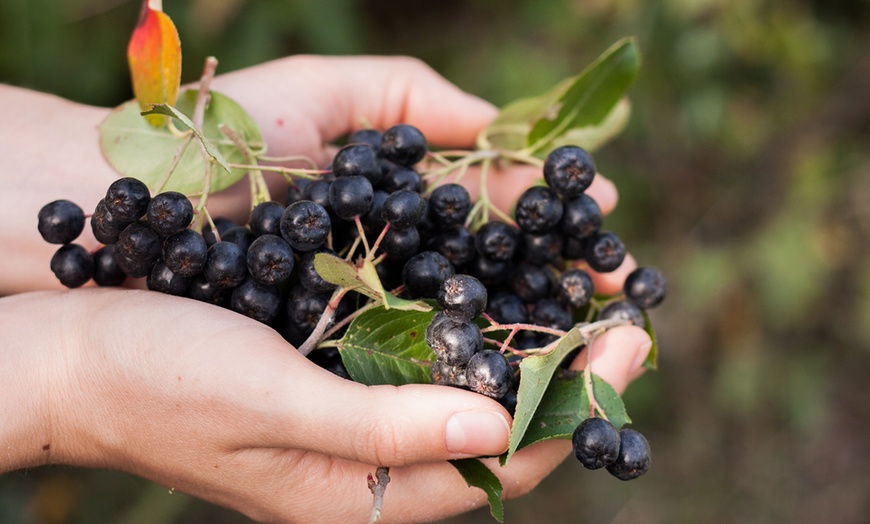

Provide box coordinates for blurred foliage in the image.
[2,0,870,522]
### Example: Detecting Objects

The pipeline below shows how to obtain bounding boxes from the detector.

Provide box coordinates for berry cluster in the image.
[37,123,664,481]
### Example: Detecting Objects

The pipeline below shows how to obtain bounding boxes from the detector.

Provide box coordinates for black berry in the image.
[382,190,426,230]
[146,191,193,235]
[475,221,518,262]
[584,231,626,273]
[561,193,602,240]
[606,429,651,480]
[543,145,596,197]
[332,144,382,184]
[246,234,295,285]
[50,244,93,288]
[231,277,281,323]
[203,241,247,289]
[402,250,454,299]
[92,245,126,287]
[436,274,487,322]
[598,300,645,328]
[38,200,85,244]
[162,229,208,278]
[465,350,513,399]
[104,177,151,222]
[624,267,667,309]
[572,417,621,470]
[556,268,595,309]
[249,201,285,237]
[515,186,563,234]
[425,311,483,366]
[329,175,374,220]
[147,260,191,296]
[428,183,471,228]
[379,124,427,167]
[280,200,331,252]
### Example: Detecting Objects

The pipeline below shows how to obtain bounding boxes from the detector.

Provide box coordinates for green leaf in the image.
[335,306,437,386]
[449,459,504,523]
[526,38,639,152]
[517,370,630,450]
[547,98,631,152]
[313,253,430,312]
[641,309,659,370]
[99,89,264,195]
[140,103,230,173]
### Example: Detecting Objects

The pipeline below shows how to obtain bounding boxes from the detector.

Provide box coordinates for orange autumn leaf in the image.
[127,0,182,127]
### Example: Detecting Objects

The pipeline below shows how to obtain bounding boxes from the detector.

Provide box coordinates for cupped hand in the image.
[1,288,650,523]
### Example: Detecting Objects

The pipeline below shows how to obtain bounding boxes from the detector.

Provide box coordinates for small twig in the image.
[155,134,194,194]
[368,223,391,260]
[192,57,218,131]
[481,322,568,338]
[354,216,372,258]
[367,467,391,524]
[298,288,345,356]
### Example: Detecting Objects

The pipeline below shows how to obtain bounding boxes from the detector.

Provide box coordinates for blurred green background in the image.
[3,0,870,522]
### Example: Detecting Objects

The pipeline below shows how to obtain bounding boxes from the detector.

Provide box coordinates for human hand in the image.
[0,288,651,523]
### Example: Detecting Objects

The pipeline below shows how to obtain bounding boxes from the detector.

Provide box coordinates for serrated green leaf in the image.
[336,306,437,385]
[140,103,230,173]
[641,309,659,370]
[449,459,504,523]
[99,89,263,195]
[526,38,640,154]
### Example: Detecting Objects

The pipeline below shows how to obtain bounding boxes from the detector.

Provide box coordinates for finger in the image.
[569,324,652,394]
[583,251,638,296]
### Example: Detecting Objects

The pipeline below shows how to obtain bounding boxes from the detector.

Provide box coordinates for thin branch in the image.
[367,467,391,524]
[192,57,218,131]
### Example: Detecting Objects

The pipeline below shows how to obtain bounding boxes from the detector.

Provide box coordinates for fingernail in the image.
[632,341,653,371]
[446,411,510,456]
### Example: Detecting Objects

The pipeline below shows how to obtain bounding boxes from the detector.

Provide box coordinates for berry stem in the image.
[481,322,568,338]
[256,154,320,169]
[154,134,194,194]
[192,57,218,131]
[367,466,391,524]
[367,223,391,261]
[298,287,346,356]
[354,216,372,258]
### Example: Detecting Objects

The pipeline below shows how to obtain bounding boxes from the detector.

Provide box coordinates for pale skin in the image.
[0,56,651,523]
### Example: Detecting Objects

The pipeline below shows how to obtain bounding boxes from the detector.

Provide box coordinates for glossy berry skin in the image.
[556,268,595,309]
[91,200,129,244]
[162,229,208,278]
[584,231,626,273]
[428,183,471,228]
[347,129,382,149]
[379,124,427,167]
[486,292,529,325]
[38,200,85,244]
[329,175,374,220]
[515,186,563,234]
[402,250,454,299]
[104,177,151,222]
[186,274,230,307]
[429,226,476,268]
[572,417,621,470]
[92,245,126,287]
[532,298,573,331]
[599,300,645,328]
[332,144,382,184]
[246,234,295,285]
[50,244,93,288]
[249,201,285,237]
[231,277,281,323]
[624,267,667,309]
[520,231,563,266]
[381,166,423,194]
[544,145,596,197]
[510,264,553,304]
[466,350,513,399]
[115,222,162,278]
[475,221,518,262]
[282,286,330,346]
[146,191,193,235]
[280,200,331,252]
[147,260,191,296]
[561,193,602,240]
[221,226,255,253]
[381,226,420,260]
[302,179,332,211]
[425,311,483,366]
[382,190,426,230]
[437,274,487,322]
[468,255,510,288]
[203,241,247,289]
[430,360,469,388]
[606,429,651,480]
[298,249,339,294]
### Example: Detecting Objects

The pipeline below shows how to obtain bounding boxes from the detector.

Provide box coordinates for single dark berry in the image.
[92,245,126,287]
[556,268,595,309]
[544,145,596,197]
[202,217,237,246]
[598,300,645,327]
[104,177,151,222]
[332,144,382,185]
[280,200,331,252]
[561,194,602,240]
[425,311,483,366]
[115,222,162,278]
[430,360,469,389]
[247,234,295,285]
[203,241,247,289]
[475,221,518,262]
[294,250,336,294]
[162,229,208,278]
[147,260,191,296]
[50,244,93,288]
[624,267,667,309]
[146,191,193,235]
[249,201,285,237]
[466,350,513,399]
[381,226,420,260]
[510,264,553,304]
[402,250,454,299]
[532,298,573,331]
[379,124,427,167]
[38,200,85,244]
[436,274,487,322]
[429,226,476,268]
[606,429,651,480]
[347,128,382,149]
[584,231,626,273]
[572,417,621,470]
[231,277,281,323]
[382,190,426,230]
[515,186,563,234]
[329,175,374,220]
[520,231,564,266]
[91,200,129,244]
[282,286,331,346]
[499,389,518,416]
[487,292,529,325]
[302,179,332,211]
[468,255,511,288]
[362,190,389,235]
[381,165,423,193]
[186,274,230,307]
[428,183,471,228]
[221,226,256,253]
